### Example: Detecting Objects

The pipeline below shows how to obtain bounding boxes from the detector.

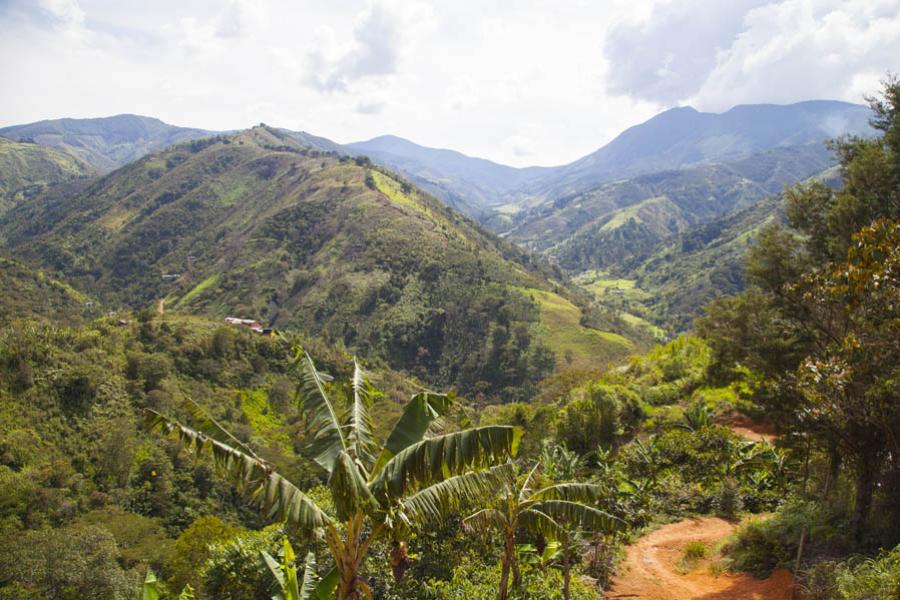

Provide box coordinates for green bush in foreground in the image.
[421,562,596,600]
[802,545,900,600]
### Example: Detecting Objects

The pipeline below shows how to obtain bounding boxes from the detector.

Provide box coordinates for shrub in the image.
[715,477,743,520]
[55,365,99,411]
[725,499,840,578]
[200,525,282,600]
[802,546,900,600]
[677,541,710,573]
[556,383,642,454]
[421,561,597,599]
[684,541,709,559]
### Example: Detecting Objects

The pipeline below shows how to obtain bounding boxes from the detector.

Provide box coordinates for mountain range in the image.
[0,114,212,172]
[0,125,639,401]
[0,98,874,352]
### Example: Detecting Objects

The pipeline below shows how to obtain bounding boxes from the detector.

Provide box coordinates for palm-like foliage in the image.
[146,351,520,600]
[463,464,622,600]
[262,537,320,600]
[678,402,714,432]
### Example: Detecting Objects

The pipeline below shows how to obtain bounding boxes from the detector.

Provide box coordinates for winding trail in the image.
[607,516,793,599]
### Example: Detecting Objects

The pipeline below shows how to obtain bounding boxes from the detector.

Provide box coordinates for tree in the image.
[697,75,900,536]
[167,515,241,594]
[795,218,900,532]
[463,464,621,600]
[147,352,520,600]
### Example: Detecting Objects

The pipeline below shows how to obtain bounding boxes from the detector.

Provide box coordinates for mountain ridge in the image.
[0,124,636,400]
[0,114,213,172]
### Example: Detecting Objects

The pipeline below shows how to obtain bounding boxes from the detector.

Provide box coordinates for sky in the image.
[0,0,898,167]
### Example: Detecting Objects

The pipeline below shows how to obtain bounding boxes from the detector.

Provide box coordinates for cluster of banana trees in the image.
[145,351,620,599]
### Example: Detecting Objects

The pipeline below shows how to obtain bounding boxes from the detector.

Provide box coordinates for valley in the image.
[0,75,897,600]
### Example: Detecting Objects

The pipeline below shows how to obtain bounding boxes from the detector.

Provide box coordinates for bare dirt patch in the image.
[607,517,793,600]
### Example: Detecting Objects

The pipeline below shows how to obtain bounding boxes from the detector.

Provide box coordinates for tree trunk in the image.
[498,530,515,600]
[337,566,359,600]
[512,556,522,596]
[562,533,571,600]
[853,457,877,539]
[822,443,840,497]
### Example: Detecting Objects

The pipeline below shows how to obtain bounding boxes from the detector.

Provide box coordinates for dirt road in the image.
[607,517,793,600]
[725,414,777,444]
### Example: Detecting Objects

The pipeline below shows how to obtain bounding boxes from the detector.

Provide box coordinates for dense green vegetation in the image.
[1,70,897,600]
[0,115,211,173]
[0,125,637,401]
[0,135,92,215]
[693,78,900,594]
[505,144,833,262]
[0,255,96,323]
[0,308,791,598]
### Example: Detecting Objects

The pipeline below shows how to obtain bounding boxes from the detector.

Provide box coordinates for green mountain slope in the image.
[0,136,92,215]
[588,165,843,333]
[0,114,212,172]
[0,255,96,324]
[345,101,871,224]
[506,144,834,272]
[347,135,548,218]
[0,126,635,400]
[515,100,872,203]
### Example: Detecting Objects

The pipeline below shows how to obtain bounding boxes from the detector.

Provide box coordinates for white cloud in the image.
[689,0,900,110]
[604,0,773,104]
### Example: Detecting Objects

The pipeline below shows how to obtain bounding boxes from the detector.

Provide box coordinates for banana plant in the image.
[262,537,319,600]
[677,402,714,432]
[146,351,520,600]
[137,570,159,600]
[463,464,622,600]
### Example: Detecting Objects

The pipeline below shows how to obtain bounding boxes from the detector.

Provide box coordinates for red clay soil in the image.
[724,414,777,444]
[607,517,794,600]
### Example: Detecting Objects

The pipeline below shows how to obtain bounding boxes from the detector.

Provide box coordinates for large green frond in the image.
[399,463,516,526]
[182,398,262,461]
[345,358,376,468]
[370,426,521,501]
[518,462,542,501]
[295,352,346,474]
[137,570,159,600]
[261,551,286,599]
[299,553,318,600]
[310,568,339,600]
[328,451,379,520]
[371,391,453,476]
[528,500,622,534]
[462,508,509,533]
[527,483,605,504]
[518,508,567,540]
[145,410,331,532]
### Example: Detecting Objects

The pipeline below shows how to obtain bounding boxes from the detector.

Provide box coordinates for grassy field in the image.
[522,287,634,370]
[175,273,220,307]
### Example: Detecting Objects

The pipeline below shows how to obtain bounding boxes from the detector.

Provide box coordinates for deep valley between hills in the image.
[0,87,898,600]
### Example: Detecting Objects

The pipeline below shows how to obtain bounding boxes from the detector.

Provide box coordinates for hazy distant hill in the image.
[518,100,872,202]
[0,114,212,172]
[346,101,871,224]
[507,143,835,272]
[347,135,548,217]
[0,136,92,215]
[0,126,635,398]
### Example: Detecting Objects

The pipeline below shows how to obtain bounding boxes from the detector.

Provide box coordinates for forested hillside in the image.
[0,125,637,401]
[0,115,212,173]
[0,136,92,215]
[503,144,834,268]
[0,47,897,600]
